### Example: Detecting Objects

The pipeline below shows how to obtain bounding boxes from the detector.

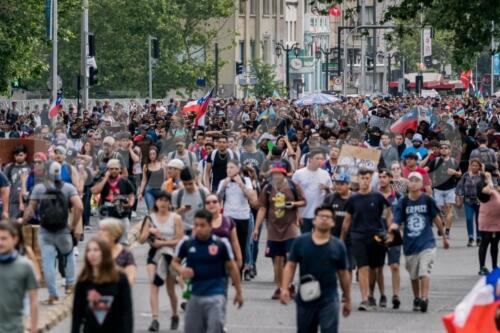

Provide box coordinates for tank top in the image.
[147,167,164,189]
[212,216,234,240]
[150,212,176,255]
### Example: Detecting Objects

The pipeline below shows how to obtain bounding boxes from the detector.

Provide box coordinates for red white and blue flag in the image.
[183,88,213,128]
[443,268,500,333]
[49,93,63,119]
[389,107,418,134]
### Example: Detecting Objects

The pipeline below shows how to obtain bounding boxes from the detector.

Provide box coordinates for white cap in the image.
[408,171,423,182]
[167,159,185,170]
[48,161,62,177]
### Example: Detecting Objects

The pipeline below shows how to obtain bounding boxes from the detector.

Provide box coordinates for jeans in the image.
[144,186,161,211]
[296,297,340,333]
[245,214,255,266]
[465,202,480,240]
[82,186,92,227]
[252,221,263,267]
[39,229,75,297]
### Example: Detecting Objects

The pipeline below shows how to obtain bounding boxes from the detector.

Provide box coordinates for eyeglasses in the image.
[205,200,219,205]
[316,214,333,220]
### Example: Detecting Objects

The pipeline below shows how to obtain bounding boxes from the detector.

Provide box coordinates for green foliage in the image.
[248,59,282,98]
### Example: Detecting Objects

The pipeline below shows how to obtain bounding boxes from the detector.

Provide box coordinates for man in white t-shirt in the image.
[292,149,332,233]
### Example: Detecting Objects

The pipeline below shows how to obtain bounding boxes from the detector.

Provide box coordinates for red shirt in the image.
[402,166,432,191]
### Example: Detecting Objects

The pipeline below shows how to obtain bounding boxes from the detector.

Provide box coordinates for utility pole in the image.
[80,0,89,115]
[492,20,495,96]
[148,35,153,100]
[360,0,366,95]
[214,43,219,97]
[51,0,58,105]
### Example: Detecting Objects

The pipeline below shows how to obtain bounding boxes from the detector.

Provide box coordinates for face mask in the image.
[0,250,18,264]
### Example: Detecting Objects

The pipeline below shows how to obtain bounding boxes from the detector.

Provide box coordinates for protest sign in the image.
[338,144,381,181]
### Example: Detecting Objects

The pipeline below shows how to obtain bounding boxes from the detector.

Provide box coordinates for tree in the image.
[313,0,500,69]
[248,59,283,97]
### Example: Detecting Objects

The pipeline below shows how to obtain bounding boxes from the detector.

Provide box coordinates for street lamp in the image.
[275,41,300,99]
[316,47,335,91]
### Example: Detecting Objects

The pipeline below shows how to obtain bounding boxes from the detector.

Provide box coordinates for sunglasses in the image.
[205,200,219,205]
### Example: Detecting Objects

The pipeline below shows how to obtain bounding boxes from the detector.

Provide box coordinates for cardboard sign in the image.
[0,138,51,166]
[338,144,381,181]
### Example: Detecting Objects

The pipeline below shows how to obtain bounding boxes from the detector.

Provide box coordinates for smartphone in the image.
[285,202,293,209]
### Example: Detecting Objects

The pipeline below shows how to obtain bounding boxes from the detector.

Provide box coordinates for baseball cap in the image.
[66,148,78,161]
[412,133,423,143]
[258,133,274,143]
[48,161,62,178]
[334,172,351,183]
[270,161,287,175]
[167,159,185,170]
[408,171,423,181]
[54,145,67,156]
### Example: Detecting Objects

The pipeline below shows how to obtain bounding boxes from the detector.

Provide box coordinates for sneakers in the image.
[392,295,401,309]
[379,295,387,308]
[180,301,187,311]
[84,225,92,231]
[74,247,79,257]
[437,229,443,237]
[271,288,281,300]
[170,315,180,330]
[420,298,429,313]
[413,298,421,311]
[42,295,59,305]
[148,319,159,332]
[467,238,474,247]
[476,239,481,247]
[479,267,490,276]
[65,284,75,295]
[131,211,137,219]
[367,296,377,308]
[445,228,450,238]
[243,269,252,281]
[358,300,370,311]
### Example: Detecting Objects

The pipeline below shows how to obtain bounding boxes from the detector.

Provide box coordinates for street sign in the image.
[321,63,339,72]
[332,77,342,91]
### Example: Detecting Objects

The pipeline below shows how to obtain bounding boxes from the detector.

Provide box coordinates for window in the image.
[250,0,255,15]
[263,0,270,15]
[279,0,284,15]
[263,39,270,63]
[239,0,245,15]
[250,40,256,60]
[272,0,277,16]
[239,41,245,63]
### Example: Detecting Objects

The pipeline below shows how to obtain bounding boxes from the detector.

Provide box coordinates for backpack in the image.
[176,188,207,208]
[39,182,69,232]
[477,148,495,167]
[169,150,194,166]
[264,178,299,201]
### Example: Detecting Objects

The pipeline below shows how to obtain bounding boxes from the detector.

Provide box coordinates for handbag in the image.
[299,274,321,302]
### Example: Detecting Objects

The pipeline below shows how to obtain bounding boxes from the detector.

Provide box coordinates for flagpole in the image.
[492,20,495,97]
[51,0,58,129]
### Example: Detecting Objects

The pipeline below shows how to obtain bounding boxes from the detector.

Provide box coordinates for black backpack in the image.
[39,182,69,232]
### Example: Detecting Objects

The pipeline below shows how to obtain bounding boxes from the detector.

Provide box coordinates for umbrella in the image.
[294,93,341,106]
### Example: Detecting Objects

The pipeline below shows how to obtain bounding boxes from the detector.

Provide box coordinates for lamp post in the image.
[275,42,300,99]
[316,47,335,91]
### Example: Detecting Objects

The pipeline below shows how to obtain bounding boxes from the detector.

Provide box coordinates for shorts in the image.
[147,248,177,286]
[387,245,402,265]
[296,298,340,333]
[433,188,456,206]
[405,248,436,280]
[351,237,386,269]
[265,238,295,258]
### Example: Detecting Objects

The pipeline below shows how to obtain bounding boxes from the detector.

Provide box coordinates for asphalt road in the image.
[52,211,479,333]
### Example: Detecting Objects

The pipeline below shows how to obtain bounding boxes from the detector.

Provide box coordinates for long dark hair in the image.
[78,237,120,284]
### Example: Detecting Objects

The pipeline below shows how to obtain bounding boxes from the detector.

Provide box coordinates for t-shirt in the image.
[288,234,347,304]
[171,187,209,231]
[115,249,136,269]
[206,150,233,192]
[0,171,9,209]
[5,163,31,204]
[394,194,439,255]
[292,168,332,219]
[175,236,234,297]
[0,256,38,333]
[258,180,304,241]
[427,157,460,190]
[345,192,389,240]
[240,151,266,174]
[218,177,252,220]
[402,166,432,190]
[323,192,350,242]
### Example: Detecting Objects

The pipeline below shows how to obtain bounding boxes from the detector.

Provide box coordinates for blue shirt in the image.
[394,194,439,255]
[401,146,428,161]
[175,235,234,297]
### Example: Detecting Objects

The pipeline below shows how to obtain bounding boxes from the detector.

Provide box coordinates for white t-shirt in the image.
[292,167,332,219]
[217,177,253,220]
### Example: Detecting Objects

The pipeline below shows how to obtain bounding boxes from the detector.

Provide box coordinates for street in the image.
[51,212,478,333]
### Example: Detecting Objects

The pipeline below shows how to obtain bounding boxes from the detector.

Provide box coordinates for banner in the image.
[338,145,381,181]
[494,54,500,76]
[369,115,392,131]
[423,28,432,57]
[0,139,51,166]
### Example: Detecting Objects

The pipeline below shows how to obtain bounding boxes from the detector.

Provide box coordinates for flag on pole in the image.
[389,108,418,134]
[443,268,500,333]
[460,70,474,92]
[328,6,341,17]
[258,104,276,121]
[49,93,63,119]
[193,88,214,127]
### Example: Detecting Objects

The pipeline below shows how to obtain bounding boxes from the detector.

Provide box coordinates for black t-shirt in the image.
[117,149,134,175]
[427,157,459,190]
[345,192,389,240]
[207,150,234,191]
[324,192,350,242]
[288,234,347,304]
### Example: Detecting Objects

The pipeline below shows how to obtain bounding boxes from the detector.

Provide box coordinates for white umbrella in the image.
[294,93,341,106]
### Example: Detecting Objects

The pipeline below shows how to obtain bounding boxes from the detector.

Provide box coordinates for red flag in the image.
[460,70,472,90]
[328,6,341,17]
[390,108,418,134]
[193,88,214,127]
[49,94,63,119]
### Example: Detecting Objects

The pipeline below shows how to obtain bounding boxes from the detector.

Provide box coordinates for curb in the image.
[24,220,144,332]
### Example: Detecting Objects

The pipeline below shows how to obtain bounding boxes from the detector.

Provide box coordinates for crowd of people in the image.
[0,93,499,333]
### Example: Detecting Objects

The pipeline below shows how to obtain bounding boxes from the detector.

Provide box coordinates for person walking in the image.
[340,168,393,311]
[21,161,83,304]
[71,237,133,333]
[139,192,184,331]
[204,136,237,193]
[138,146,167,211]
[280,205,351,333]
[172,209,244,333]
[253,162,306,300]
[391,172,449,313]
[292,149,332,233]
[0,222,38,333]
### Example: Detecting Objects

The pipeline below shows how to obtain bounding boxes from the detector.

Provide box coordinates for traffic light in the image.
[424,55,432,67]
[415,74,423,95]
[152,38,160,59]
[89,66,98,86]
[88,33,95,57]
[235,61,243,75]
[366,57,374,71]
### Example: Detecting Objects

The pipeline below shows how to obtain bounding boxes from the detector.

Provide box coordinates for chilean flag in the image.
[49,93,63,119]
[460,70,475,92]
[328,6,341,17]
[443,269,500,333]
[193,88,214,128]
[389,107,418,134]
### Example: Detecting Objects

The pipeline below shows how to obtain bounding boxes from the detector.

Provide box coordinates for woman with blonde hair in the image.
[98,218,136,284]
[71,237,133,333]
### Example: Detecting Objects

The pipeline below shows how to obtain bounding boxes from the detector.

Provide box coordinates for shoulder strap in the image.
[198,188,206,203]
[401,196,409,222]
[287,178,299,201]
[188,152,193,165]
[211,150,217,163]
[176,189,185,208]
